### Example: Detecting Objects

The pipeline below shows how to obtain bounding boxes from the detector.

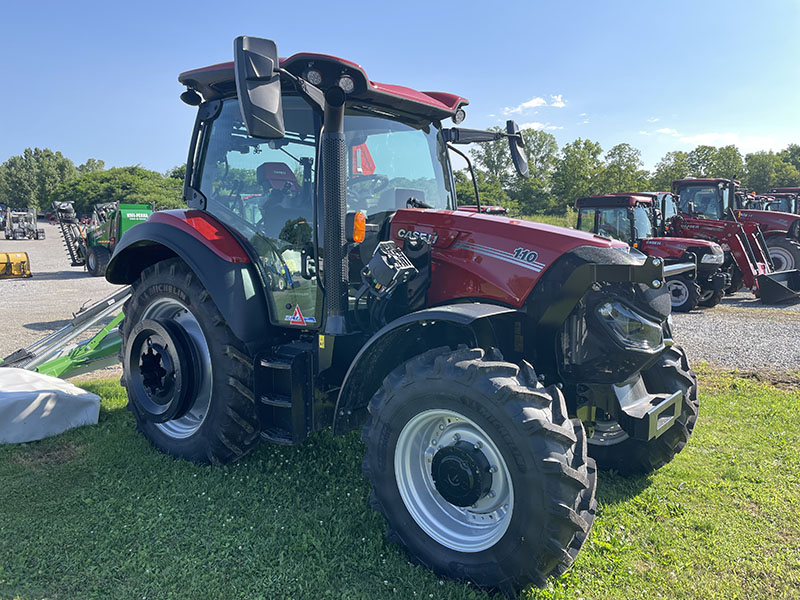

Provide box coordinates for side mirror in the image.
[234,36,285,139]
[506,120,529,179]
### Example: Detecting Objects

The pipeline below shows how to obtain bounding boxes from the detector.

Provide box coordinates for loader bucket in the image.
[0,252,32,279]
[757,270,800,304]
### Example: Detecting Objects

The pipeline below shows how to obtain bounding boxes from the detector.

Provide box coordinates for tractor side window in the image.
[343,113,454,219]
[198,97,322,329]
[596,208,629,242]
[577,209,596,233]
[679,185,721,219]
[662,194,677,220]
[632,206,653,239]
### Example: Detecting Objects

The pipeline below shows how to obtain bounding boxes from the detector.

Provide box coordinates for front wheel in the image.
[362,347,596,594]
[86,246,111,277]
[587,345,698,475]
[666,275,700,312]
[121,258,260,464]
[698,288,724,308]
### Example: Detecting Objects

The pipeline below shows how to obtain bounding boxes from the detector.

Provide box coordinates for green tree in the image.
[454,169,517,214]
[521,129,559,179]
[77,158,105,174]
[712,145,744,180]
[687,145,717,177]
[51,166,183,214]
[551,138,604,209]
[0,147,77,210]
[469,127,512,187]
[650,151,690,191]
[597,143,649,194]
[167,164,187,180]
[744,151,800,192]
[778,144,800,173]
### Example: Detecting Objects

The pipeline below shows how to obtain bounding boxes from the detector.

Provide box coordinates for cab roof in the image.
[673,178,741,187]
[574,193,657,208]
[178,52,468,122]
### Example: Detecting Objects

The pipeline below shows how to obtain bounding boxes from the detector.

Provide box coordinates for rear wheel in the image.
[121,258,260,464]
[666,275,700,312]
[362,346,596,594]
[587,345,698,475]
[766,237,800,272]
[86,246,111,277]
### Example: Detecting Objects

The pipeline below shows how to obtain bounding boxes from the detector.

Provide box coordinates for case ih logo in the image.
[397,228,439,245]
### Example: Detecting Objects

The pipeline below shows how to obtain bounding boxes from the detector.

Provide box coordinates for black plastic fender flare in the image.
[332,303,518,435]
[105,221,272,354]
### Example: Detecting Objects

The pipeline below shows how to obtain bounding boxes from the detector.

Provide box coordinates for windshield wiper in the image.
[406,197,432,209]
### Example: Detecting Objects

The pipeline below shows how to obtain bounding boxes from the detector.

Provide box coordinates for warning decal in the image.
[284,305,316,326]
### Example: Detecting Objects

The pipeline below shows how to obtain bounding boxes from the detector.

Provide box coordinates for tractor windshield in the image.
[343,109,455,217]
[578,207,632,243]
[678,184,723,219]
[632,206,653,239]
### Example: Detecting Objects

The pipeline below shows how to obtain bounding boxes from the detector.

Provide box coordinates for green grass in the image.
[1,370,799,599]
[519,212,576,229]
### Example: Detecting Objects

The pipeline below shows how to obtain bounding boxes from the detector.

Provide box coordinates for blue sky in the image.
[1,0,798,172]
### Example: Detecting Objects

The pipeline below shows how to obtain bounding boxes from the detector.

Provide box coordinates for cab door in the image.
[196,96,322,329]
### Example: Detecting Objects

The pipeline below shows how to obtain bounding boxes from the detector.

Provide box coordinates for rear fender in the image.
[332,304,518,435]
[105,217,272,353]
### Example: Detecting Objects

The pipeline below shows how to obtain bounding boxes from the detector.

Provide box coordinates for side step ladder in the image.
[254,342,314,445]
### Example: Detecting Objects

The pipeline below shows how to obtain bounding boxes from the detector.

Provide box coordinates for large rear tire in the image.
[362,346,596,594]
[766,236,800,272]
[587,345,698,475]
[121,258,260,464]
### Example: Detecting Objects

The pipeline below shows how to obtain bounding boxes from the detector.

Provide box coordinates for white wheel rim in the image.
[667,280,689,306]
[394,409,514,552]
[769,246,794,271]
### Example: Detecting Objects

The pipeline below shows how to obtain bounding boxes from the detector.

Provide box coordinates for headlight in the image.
[596,301,664,353]
[701,251,724,264]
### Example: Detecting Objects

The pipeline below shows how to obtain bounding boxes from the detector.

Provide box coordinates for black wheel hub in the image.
[125,319,197,423]
[431,441,493,507]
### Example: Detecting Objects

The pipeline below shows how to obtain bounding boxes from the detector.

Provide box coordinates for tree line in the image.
[455,129,800,216]
[0,148,184,214]
[2,136,799,218]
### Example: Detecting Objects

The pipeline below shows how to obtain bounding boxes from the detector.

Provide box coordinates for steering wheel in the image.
[347,174,389,204]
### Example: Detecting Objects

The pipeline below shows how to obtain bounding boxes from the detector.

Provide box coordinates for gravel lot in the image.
[1,221,799,374]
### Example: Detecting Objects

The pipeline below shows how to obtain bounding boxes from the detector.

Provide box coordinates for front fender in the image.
[332,303,518,435]
[106,217,272,353]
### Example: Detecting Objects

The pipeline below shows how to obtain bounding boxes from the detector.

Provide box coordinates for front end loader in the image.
[99,36,698,595]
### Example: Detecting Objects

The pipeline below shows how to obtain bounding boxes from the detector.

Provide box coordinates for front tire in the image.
[698,288,724,308]
[362,347,596,594]
[666,275,700,312]
[588,345,698,475]
[86,246,111,277]
[766,237,800,272]
[121,258,260,464]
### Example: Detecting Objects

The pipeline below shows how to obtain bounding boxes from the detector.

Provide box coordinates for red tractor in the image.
[105,36,698,594]
[767,187,800,215]
[575,193,728,311]
[670,178,800,302]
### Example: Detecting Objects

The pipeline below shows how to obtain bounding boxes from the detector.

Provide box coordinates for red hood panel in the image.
[736,209,800,232]
[390,209,628,307]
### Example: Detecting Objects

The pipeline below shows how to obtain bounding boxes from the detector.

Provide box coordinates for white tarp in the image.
[0,368,100,444]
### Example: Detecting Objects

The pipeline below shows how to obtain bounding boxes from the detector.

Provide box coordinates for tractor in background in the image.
[102,36,699,594]
[670,178,800,302]
[54,201,152,276]
[767,188,800,215]
[4,207,45,240]
[575,193,727,311]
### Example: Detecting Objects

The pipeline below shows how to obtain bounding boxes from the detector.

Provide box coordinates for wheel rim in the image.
[667,279,689,306]
[769,246,794,271]
[87,252,95,271]
[394,409,514,552]
[140,298,213,439]
[588,417,630,446]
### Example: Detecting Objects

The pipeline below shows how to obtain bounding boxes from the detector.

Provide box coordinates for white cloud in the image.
[503,97,547,115]
[646,117,660,123]
[502,94,567,115]
[677,132,792,154]
[579,112,587,117]
[520,122,563,131]
[639,130,652,135]
[656,128,680,136]
[582,119,589,124]
[488,113,496,117]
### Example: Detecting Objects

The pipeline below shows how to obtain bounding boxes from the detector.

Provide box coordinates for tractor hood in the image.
[735,209,800,234]
[390,209,633,307]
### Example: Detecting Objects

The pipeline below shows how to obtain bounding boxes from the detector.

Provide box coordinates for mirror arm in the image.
[278,68,325,112]
[442,127,506,145]
[447,143,481,213]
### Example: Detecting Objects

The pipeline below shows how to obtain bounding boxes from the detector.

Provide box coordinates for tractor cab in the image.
[768,188,800,214]
[575,193,655,245]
